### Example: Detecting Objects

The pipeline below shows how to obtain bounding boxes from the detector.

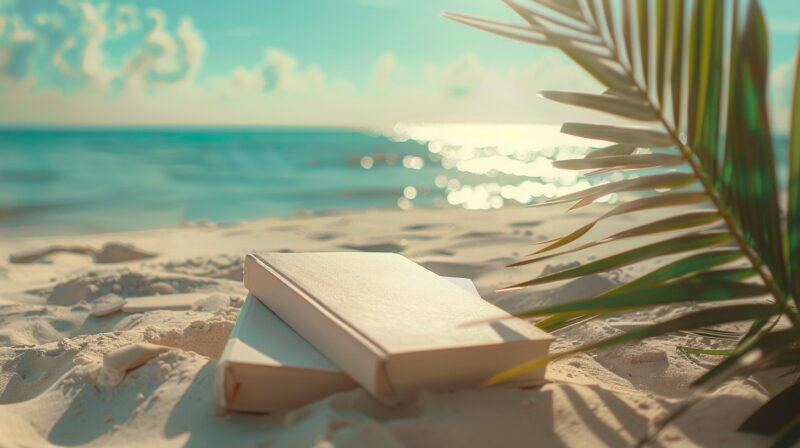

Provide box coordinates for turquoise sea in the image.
[0,125,790,236]
[0,128,443,235]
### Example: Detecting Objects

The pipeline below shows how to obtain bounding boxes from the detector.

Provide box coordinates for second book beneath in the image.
[244,252,554,399]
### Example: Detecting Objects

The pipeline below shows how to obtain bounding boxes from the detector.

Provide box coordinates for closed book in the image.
[215,277,480,413]
[243,252,554,399]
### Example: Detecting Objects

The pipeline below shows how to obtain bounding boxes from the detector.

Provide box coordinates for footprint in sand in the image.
[452,231,524,249]
[158,255,244,281]
[308,232,343,241]
[457,231,503,239]
[422,249,454,256]
[222,229,254,237]
[0,344,83,404]
[510,220,543,228]
[340,242,405,253]
[395,234,438,241]
[402,223,439,231]
[28,271,219,306]
[267,225,301,232]
[9,243,156,265]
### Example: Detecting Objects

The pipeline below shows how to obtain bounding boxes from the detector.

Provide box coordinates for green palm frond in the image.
[447,0,800,443]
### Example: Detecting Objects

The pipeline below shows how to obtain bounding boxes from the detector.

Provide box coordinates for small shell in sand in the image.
[97,343,170,387]
[90,295,125,317]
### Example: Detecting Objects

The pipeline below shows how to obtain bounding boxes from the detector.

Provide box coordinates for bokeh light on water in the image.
[383,123,620,211]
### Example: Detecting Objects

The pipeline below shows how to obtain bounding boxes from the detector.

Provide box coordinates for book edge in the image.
[386,332,556,359]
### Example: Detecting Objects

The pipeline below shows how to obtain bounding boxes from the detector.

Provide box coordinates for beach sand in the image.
[0,206,783,447]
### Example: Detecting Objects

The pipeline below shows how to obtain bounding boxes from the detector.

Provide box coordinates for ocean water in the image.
[0,128,433,235]
[0,125,789,236]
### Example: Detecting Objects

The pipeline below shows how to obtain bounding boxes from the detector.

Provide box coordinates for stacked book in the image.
[215,252,554,413]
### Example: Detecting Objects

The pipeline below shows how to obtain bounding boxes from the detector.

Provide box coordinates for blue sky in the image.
[0,0,798,127]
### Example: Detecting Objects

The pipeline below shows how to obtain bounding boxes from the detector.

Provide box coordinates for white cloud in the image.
[177,18,203,80]
[263,48,326,92]
[371,52,399,88]
[0,44,613,127]
[143,9,179,75]
[79,2,113,88]
[0,2,630,127]
[224,65,264,93]
[116,9,205,88]
[118,8,198,89]
[35,12,63,27]
[0,2,207,91]
[51,36,79,78]
[510,54,602,93]
[113,5,138,36]
[218,48,331,96]
[10,16,34,42]
[426,53,488,97]
[0,16,37,81]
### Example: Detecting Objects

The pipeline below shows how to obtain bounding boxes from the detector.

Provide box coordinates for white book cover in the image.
[243,252,554,399]
[215,277,480,413]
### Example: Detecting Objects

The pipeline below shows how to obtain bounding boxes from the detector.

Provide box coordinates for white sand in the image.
[0,206,784,447]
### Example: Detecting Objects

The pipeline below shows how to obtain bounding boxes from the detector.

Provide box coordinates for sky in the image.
[0,0,798,128]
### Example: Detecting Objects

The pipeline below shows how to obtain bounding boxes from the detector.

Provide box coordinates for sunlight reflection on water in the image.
[383,123,624,211]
